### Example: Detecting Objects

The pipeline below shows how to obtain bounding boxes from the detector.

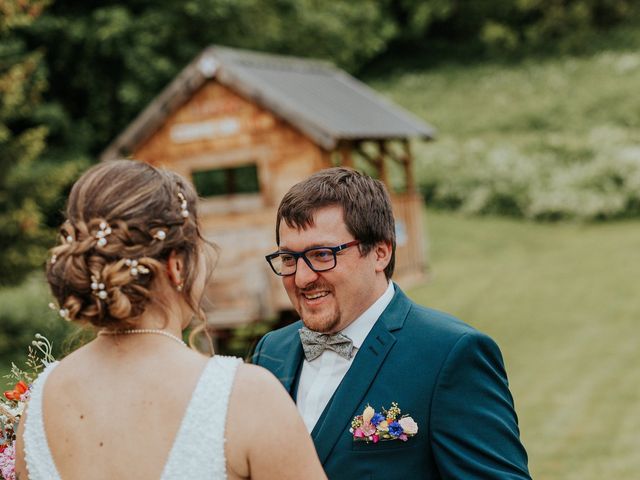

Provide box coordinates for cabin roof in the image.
[101,45,435,158]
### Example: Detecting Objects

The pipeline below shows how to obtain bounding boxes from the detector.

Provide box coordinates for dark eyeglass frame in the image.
[265,240,361,276]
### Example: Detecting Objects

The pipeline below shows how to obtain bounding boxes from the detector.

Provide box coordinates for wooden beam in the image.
[377,140,390,186]
[339,142,353,168]
[402,139,416,193]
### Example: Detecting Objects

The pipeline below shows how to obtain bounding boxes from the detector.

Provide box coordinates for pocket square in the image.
[349,402,418,443]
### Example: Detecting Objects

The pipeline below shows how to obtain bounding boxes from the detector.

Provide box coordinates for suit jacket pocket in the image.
[351,438,420,453]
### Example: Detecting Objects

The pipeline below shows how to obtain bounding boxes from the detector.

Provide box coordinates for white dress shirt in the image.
[296,282,395,432]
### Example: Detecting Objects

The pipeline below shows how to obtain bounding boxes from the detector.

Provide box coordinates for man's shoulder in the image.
[398,296,489,345]
[391,297,502,368]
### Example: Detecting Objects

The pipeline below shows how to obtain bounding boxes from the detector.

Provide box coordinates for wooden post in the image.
[402,139,416,193]
[377,140,390,186]
[340,142,353,168]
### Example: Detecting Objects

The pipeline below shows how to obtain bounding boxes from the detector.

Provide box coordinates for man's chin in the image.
[301,310,340,333]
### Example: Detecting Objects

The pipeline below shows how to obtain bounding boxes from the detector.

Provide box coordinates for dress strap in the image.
[161,355,242,480]
[23,361,62,480]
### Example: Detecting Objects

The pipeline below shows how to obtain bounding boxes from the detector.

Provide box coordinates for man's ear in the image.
[373,241,393,273]
[166,250,185,288]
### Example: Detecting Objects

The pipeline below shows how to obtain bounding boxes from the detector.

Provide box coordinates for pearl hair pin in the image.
[153,229,166,241]
[95,221,112,247]
[178,192,189,218]
[91,275,108,300]
[98,328,186,347]
[48,302,70,321]
[125,259,149,277]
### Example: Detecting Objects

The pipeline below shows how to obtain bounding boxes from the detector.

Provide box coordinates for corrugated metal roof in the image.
[101,46,435,159]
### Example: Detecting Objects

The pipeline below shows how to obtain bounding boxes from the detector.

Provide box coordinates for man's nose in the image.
[294,256,318,288]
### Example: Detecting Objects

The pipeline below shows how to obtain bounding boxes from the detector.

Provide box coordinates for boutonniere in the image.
[349,402,418,443]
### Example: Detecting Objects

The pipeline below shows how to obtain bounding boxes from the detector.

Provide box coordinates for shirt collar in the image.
[341,281,395,349]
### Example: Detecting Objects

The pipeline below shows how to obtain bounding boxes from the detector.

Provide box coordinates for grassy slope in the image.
[407,211,640,479]
[368,28,640,194]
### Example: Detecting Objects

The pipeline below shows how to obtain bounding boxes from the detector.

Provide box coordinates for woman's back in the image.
[24,338,238,479]
[20,334,326,480]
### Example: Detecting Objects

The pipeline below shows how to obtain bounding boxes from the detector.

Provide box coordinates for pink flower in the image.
[372,434,379,443]
[0,443,16,480]
[398,417,418,435]
[353,428,365,438]
[361,422,377,436]
[399,434,408,442]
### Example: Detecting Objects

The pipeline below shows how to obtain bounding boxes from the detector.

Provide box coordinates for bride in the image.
[14,159,326,479]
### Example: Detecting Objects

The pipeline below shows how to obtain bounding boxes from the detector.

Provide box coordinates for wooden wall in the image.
[131,80,425,327]
[134,81,330,327]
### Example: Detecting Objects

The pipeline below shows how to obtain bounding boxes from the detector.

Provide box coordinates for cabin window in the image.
[192,164,260,198]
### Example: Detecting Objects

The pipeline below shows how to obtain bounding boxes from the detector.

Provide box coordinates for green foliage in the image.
[386,0,638,56]
[374,39,640,220]
[0,0,85,285]
[0,275,82,372]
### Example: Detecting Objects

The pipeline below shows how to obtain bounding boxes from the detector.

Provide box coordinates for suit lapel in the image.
[274,333,304,396]
[311,285,413,464]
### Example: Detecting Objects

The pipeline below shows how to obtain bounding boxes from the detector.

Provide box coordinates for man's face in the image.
[278,205,387,333]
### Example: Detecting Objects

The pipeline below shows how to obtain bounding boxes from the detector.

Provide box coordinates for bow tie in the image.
[299,327,354,362]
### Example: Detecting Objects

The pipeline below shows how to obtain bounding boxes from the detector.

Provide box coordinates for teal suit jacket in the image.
[253,286,531,479]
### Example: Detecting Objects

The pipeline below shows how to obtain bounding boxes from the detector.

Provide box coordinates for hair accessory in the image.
[65,235,73,243]
[48,302,70,321]
[91,275,108,300]
[95,221,112,247]
[125,259,150,277]
[178,192,189,218]
[153,229,167,241]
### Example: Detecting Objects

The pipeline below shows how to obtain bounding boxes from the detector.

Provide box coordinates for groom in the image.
[253,167,531,479]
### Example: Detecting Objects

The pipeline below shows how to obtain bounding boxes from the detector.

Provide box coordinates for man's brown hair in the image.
[276,167,396,279]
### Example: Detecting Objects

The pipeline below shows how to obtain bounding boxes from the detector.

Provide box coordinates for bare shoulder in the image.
[230,364,290,412]
[226,365,326,480]
[234,363,284,390]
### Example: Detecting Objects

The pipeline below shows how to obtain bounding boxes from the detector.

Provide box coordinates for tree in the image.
[0,0,81,285]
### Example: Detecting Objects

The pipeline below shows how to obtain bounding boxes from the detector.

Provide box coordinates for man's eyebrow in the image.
[278,242,334,251]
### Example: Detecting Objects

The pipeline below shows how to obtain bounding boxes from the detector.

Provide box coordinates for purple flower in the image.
[388,421,404,437]
[370,413,385,426]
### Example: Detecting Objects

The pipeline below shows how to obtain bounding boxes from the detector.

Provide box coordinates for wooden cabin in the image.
[101,46,435,328]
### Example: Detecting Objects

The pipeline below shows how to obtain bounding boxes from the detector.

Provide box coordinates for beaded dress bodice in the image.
[23,356,241,479]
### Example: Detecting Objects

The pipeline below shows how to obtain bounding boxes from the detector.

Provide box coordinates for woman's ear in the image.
[166,250,185,290]
[373,241,393,273]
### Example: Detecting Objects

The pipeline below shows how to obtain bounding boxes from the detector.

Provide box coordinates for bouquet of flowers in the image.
[350,402,418,443]
[0,335,55,480]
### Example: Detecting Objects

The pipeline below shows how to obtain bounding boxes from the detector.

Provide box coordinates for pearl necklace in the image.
[98,328,186,347]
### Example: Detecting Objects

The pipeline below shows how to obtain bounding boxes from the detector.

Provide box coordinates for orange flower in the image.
[4,380,28,401]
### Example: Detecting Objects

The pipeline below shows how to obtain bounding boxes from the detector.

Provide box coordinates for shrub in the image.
[416,132,640,221]
[0,274,81,365]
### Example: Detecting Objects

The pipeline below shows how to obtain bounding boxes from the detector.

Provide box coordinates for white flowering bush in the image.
[416,131,640,221]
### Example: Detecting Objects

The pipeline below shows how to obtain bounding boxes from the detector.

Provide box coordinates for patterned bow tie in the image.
[299,327,354,362]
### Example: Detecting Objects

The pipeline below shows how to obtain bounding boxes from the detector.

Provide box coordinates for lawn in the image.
[407,210,640,480]
[367,32,640,220]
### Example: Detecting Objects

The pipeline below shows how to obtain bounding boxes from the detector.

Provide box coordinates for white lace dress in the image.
[23,356,242,479]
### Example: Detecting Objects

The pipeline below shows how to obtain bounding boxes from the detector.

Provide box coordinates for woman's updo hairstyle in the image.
[46,159,212,329]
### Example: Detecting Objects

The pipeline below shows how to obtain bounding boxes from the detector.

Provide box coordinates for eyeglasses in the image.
[265,240,360,276]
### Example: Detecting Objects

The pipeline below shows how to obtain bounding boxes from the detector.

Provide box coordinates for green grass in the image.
[407,211,640,479]
[367,33,640,220]
[372,42,640,154]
